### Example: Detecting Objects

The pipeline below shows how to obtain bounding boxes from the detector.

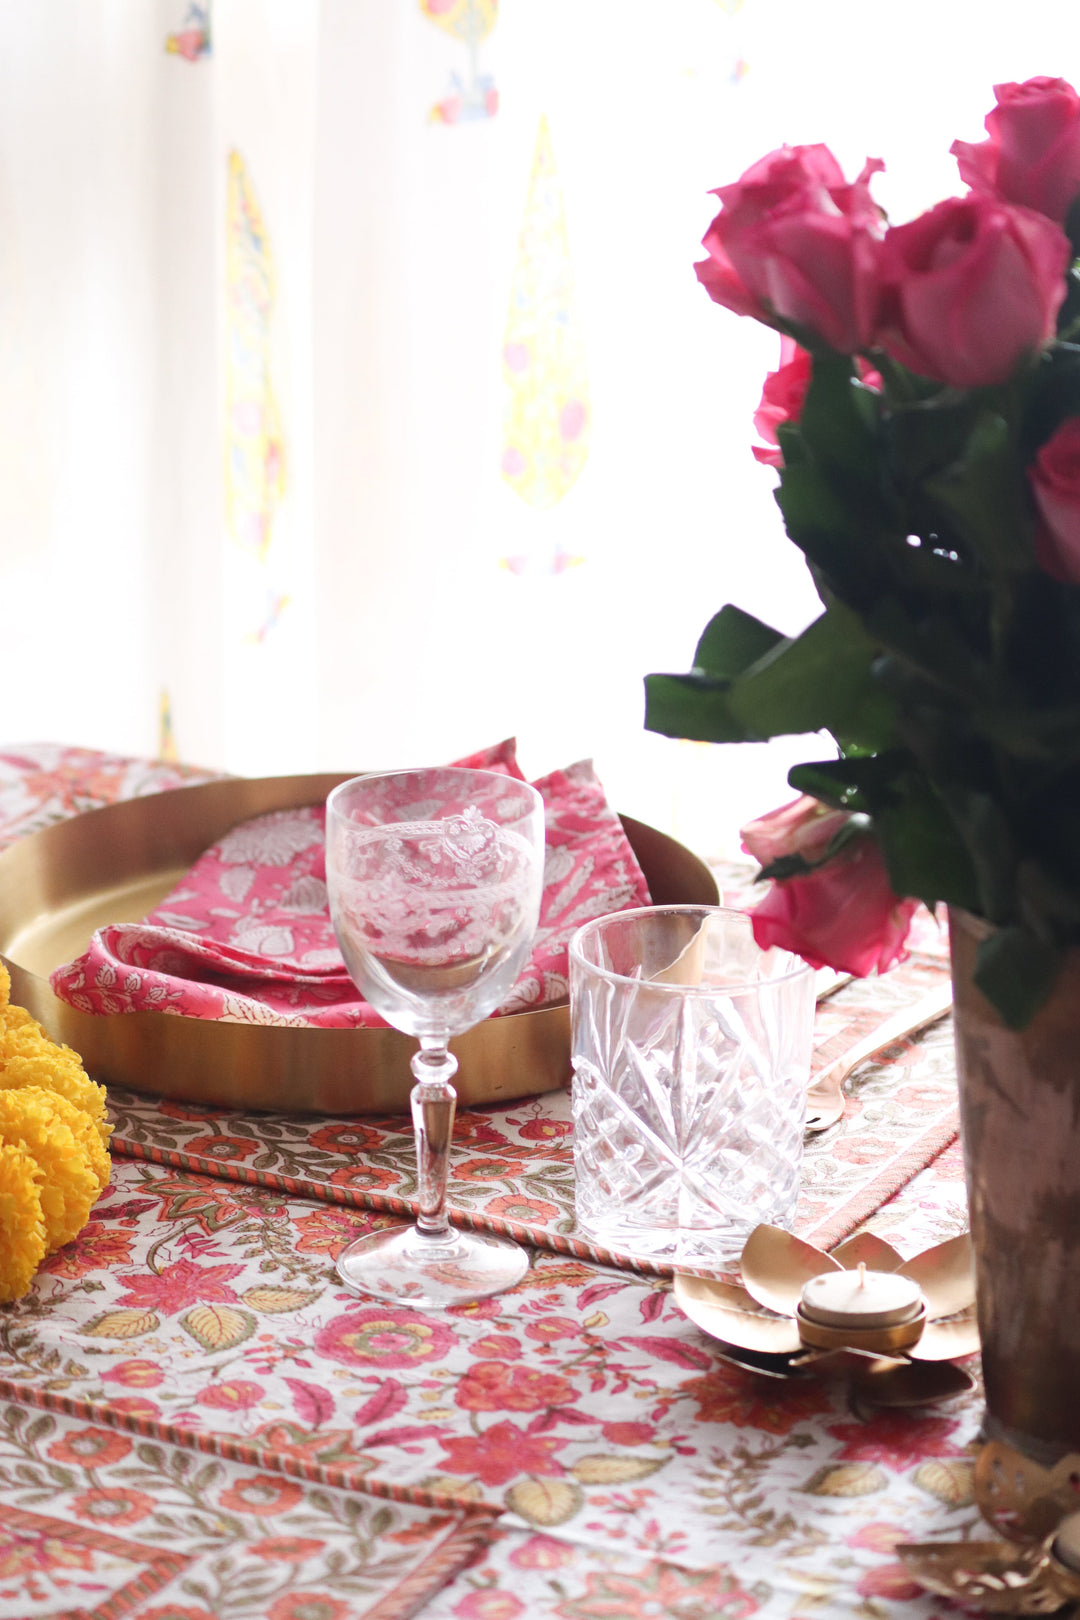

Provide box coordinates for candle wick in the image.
[857,1262,866,1289]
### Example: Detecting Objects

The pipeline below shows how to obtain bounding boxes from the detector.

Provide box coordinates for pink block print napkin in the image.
[50,742,652,1028]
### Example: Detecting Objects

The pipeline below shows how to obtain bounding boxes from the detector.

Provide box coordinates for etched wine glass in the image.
[325,767,545,1307]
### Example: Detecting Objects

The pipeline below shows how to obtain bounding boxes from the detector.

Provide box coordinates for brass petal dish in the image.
[673,1273,803,1356]
[897,1232,976,1320]
[740,1223,842,1316]
[897,1540,1067,1613]
[0,773,718,1115]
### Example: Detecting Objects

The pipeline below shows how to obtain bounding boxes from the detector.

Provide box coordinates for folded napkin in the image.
[51,742,652,1028]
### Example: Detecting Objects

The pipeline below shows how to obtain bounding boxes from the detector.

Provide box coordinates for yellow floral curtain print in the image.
[500,117,590,516]
[225,151,285,564]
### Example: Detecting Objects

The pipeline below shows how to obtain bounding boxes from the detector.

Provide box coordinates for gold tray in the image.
[0,774,718,1114]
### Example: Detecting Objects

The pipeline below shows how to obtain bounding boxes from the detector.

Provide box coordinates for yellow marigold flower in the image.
[0,1142,46,1302]
[0,968,111,1149]
[0,1036,110,1149]
[0,1088,100,1252]
[1,1001,36,1033]
[13,1085,110,1193]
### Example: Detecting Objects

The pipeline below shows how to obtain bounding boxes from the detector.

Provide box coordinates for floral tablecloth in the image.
[0,746,983,1620]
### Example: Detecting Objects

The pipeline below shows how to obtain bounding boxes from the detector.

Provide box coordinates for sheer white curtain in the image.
[0,0,1075,856]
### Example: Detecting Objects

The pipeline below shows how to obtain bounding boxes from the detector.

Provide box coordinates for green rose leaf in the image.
[724,604,895,748]
[693,605,784,679]
[923,411,1031,574]
[643,673,748,743]
[874,780,980,912]
[647,605,895,748]
[796,353,879,484]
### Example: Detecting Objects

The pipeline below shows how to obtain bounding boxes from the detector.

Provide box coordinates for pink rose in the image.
[741,793,850,867]
[752,340,882,466]
[1029,416,1080,582]
[741,799,917,977]
[695,144,884,352]
[876,194,1069,387]
[952,77,1080,224]
[752,341,812,466]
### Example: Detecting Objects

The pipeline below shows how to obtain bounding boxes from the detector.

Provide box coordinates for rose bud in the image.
[876,194,1069,387]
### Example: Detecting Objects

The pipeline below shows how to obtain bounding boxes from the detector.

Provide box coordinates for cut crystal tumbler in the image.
[569,905,815,1263]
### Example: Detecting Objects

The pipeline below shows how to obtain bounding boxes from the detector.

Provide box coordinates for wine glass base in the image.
[335,1223,530,1308]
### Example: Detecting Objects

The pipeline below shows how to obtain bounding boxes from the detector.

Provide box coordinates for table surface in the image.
[0,745,982,1620]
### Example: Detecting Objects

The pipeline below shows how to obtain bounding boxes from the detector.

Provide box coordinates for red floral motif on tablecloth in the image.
[48,1426,132,1467]
[40,1222,137,1277]
[554,1559,760,1619]
[678,1365,833,1436]
[70,1486,156,1526]
[113,1257,244,1312]
[471,1335,524,1361]
[509,1534,578,1570]
[267,1595,353,1620]
[315,1308,456,1369]
[439,1421,568,1487]
[103,1359,167,1388]
[106,1394,164,1421]
[184,1133,261,1161]
[0,1529,95,1579]
[454,1593,524,1619]
[198,1379,266,1410]
[292,1206,369,1255]
[218,1474,305,1516]
[454,1361,577,1413]
[827,1413,966,1467]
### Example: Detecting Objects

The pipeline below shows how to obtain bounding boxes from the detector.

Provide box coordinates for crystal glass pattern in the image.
[569,905,815,1264]
[326,767,545,1306]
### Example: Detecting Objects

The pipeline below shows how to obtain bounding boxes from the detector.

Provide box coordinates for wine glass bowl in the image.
[326,767,545,1306]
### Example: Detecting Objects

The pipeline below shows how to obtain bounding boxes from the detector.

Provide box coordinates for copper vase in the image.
[950,908,1080,1461]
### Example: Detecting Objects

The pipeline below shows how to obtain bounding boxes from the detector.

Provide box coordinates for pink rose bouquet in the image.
[647,78,1080,1027]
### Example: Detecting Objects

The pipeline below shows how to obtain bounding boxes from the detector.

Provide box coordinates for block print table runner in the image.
[104,947,957,1277]
[0,745,976,1619]
[105,910,957,1273]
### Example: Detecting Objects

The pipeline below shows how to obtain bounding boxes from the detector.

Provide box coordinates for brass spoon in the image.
[804,981,953,1133]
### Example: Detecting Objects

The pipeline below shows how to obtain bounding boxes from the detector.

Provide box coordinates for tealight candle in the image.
[1052,1511,1080,1573]
[800,1263,923,1330]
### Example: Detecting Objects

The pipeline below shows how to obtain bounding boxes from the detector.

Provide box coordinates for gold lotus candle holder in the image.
[674,1224,980,1406]
[899,1440,1080,1613]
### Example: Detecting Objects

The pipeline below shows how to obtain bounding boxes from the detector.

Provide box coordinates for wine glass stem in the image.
[411,1039,458,1240]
